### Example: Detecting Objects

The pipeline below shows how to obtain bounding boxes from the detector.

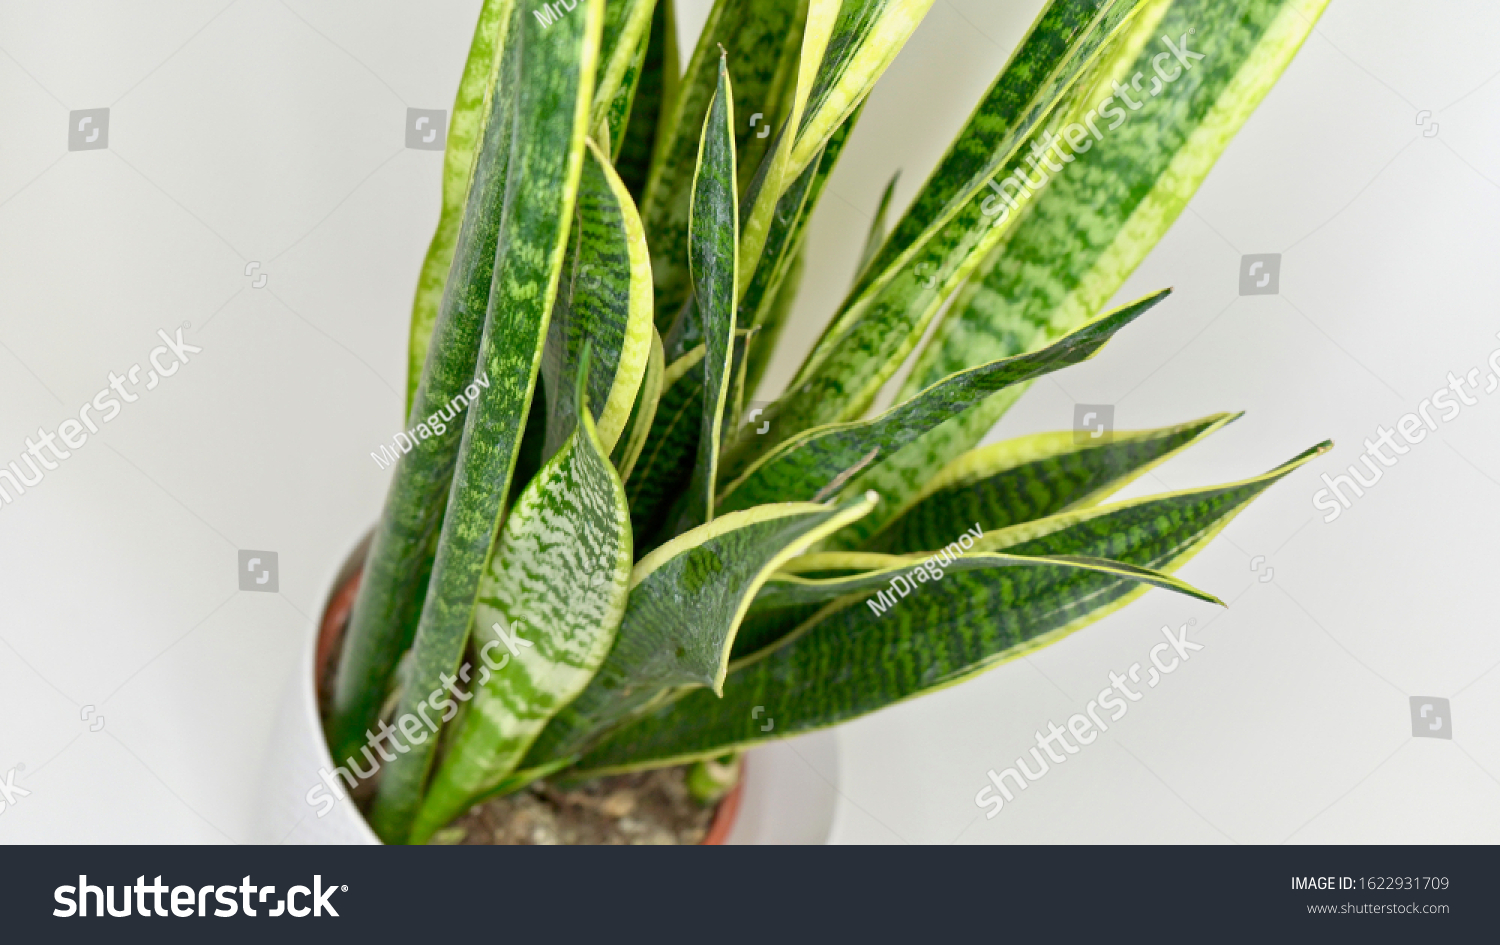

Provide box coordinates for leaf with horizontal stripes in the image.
[673,53,738,532]
[846,412,1239,552]
[718,290,1167,514]
[758,0,1151,468]
[328,0,522,772]
[410,351,632,844]
[518,493,878,771]
[591,0,660,155]
[639,0,805,331]
[846,0,1331,540]
[367,0,603,844]
[541,138,654,461]
[566,442,1326,772]
[734,548,1219,661]
[614,0,678,195]
[405,0,514,412]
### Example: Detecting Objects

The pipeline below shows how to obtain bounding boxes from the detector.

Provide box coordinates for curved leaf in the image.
[612,326,665,480]
[520,493,878,769]
[541,138,654,460]
[411,355,632,843]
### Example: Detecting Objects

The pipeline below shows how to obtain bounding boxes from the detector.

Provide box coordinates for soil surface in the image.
[430,766,717,845]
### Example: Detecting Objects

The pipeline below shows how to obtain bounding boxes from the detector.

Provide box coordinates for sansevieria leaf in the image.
[717,290,1167,514]
[328,0,522,769]
[612,326,665,479]
[848,412,1239,552]
[405,0,514,411]
[639,0,804,330]
[847,0,1331,539]
[591,0,659,155]
[760,0,1150,462]
[368,0,603,844]
[541,138,654,461]
[519,493,877,770]
[411,350,632,844]
[568,552,1217,774]
[569,443,1326,772]
[671,53,738,531]
[614,0,679,195]
[732,548,1220,660]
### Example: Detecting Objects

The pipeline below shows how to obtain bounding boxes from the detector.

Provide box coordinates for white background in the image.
[0,0,1496,844]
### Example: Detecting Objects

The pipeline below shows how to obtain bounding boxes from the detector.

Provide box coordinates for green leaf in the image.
[367,0,603,844]
[406,0,514,413]
[852,169,898,288]
[718,290,1167,515]
[849,412,1239,553]
[638,0,806,331]
[540,138,654,461]
[974,442,1333,561]
[614,0,679,196]
[328,0,523,768]
[742,236,804,400]
[771,0,1150,455]
[519,494,878,770]
[784,0,935,179]
[411,350,632,844]
[624,345,707,542]
[612,326,665,480]
[849,0,1331,540]
[734,546,1220,660]
[567,548,1226,775]
[591,0,660,155]
[673,53,738,531]
[571,444,1327,772]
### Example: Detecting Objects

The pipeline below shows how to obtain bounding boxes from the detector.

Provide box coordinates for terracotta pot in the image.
[282,537,744,846]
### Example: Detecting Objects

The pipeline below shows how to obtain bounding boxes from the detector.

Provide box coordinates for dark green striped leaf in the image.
[405,0,514,411]
[674,54,738,531]
[411,351,632,843]
[718,290,1167,514]
[638,0,804,331]
[367,0,603,844]
[852,412,1239,553]
[849,0,1331,539]
[328,0,522,770]
[540,138,654,461]
[614,0,678,196]
[520,494,878,769]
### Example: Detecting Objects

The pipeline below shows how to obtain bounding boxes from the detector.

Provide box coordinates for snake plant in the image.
[325,0,1330,844]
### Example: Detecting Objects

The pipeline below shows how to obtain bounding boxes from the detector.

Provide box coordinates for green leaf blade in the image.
[411,364,632,844]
